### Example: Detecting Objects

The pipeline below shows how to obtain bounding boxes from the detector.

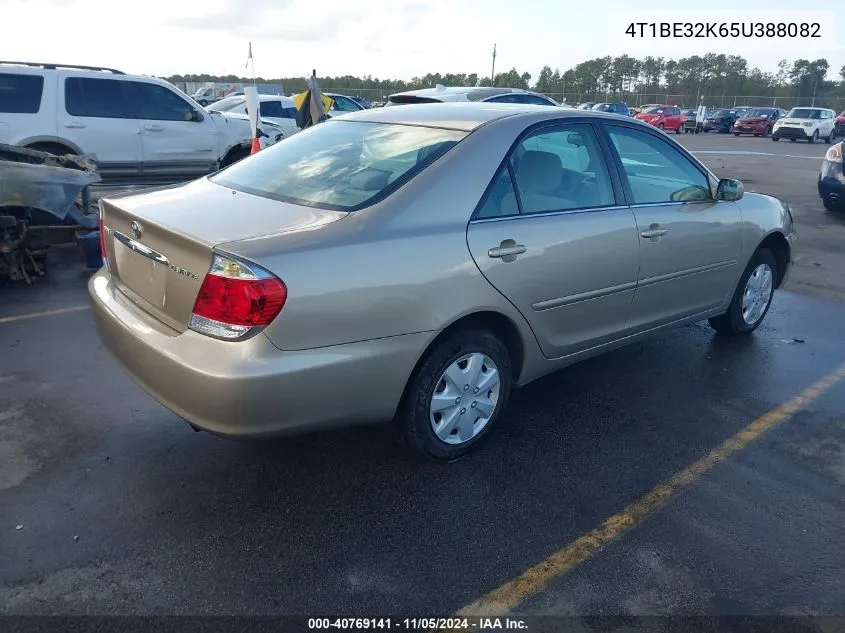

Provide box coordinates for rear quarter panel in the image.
[221,116,546,374]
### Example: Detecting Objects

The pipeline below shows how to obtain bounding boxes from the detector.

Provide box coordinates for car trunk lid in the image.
[100,178,346,332]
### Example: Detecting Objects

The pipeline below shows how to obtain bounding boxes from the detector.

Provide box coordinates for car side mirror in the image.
[716,178,744,201]
[187,109,203,122]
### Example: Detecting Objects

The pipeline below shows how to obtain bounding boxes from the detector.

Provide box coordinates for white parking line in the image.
[692,150,825,160]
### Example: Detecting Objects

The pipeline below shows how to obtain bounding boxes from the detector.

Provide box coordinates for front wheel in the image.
[733,132,740,137]
[397,329,512,461]
[772,136,780,142]
[809,130,818,144]
[708,248,777,336]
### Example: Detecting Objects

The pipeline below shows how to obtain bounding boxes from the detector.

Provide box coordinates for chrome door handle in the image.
[488,245,527,258]
[143,125,165,132]
[64,122,86,129]
[641,226,667,239]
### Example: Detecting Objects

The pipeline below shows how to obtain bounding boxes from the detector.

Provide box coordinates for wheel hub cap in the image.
[741,263,774,325]
[429,353,501,445]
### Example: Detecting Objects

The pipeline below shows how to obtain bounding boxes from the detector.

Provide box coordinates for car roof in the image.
[331,101,645,132]
[389,85,538,100]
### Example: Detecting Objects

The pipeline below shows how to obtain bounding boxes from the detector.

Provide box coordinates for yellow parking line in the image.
[455,362,845,618]
[0,305,89,325]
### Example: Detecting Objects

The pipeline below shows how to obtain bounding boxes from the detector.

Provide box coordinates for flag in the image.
[245,42,252,70]
[293,74,333,129]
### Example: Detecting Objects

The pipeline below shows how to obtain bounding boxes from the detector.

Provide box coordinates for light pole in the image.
[491,44,497,86]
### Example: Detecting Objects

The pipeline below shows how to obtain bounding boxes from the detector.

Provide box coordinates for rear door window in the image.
[0,73,44,113]
[65,77,132,118]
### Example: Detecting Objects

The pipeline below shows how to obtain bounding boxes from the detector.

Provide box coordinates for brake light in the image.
[190,254,287,340]
[98,203,109,270]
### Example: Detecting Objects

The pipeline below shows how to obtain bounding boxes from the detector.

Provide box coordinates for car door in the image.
[603,123,743,330]
[465,122,640,359]
[822,109,835,136]
[60,76,142,180]
[128,80,218,180]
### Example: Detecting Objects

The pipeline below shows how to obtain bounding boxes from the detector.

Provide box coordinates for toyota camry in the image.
[90,103,797,460]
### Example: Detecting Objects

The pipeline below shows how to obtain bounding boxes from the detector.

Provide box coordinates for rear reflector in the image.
[190,254,286,340]
[98,203,109,270]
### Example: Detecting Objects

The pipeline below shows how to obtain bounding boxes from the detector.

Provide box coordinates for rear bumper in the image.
[88,269,430,438]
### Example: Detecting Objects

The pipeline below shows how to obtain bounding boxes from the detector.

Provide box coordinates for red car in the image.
[731,107,786,137]
[635,105,684,134]
[835,110,845,138]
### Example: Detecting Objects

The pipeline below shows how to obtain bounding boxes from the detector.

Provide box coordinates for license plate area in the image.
[113,231,168,310]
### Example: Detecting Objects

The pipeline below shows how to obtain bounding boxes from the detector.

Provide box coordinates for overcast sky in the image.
[2,0,843,81]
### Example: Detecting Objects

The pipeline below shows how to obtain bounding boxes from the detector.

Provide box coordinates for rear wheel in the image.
[708,248,777,335]
[397,329,512,461]
[675,125,681,134]
[826,129,834,144]
[733,132,740,137]
[658,123,665,131]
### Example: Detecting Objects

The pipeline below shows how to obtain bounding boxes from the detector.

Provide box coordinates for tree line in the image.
[165,54,840,101]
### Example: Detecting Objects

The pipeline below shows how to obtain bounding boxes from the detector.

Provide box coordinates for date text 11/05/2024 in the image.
[307,618,528,630]
[625,22,821,38]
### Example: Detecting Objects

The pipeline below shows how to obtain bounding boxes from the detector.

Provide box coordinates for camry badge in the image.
[130,221,143,240]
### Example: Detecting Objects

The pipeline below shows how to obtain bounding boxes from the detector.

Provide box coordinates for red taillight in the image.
[190,254,286,340]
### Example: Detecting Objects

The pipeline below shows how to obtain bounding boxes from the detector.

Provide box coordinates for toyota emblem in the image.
[130,221,143,240]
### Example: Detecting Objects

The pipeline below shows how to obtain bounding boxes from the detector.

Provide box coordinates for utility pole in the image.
[491,43,497,86]
[812,79,818,106]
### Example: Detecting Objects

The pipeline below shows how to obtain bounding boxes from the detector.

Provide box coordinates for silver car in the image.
[89,103,796,460]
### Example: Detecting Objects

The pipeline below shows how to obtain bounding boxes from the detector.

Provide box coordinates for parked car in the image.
[348,96,372,109]
[325,92,366,117]
[772,107,836,143]
[386,85,560,107]
[90,103,796,460]
[704,108,746,133]
[634,103,661,114]
[732,107,786,137]
[592,102,630,116]
[635,105,684,133]
[209,94,300,137]
[818,141,845,212]
[834,110,845,138]
[682,108,700,133]
[577,102,597,110]
[0,61,283,183]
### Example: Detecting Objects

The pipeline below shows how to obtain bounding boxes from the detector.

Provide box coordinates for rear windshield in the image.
[788,108,821,119]
[387,95,444,105]
[0,72,44,113]
[212,121,466,211]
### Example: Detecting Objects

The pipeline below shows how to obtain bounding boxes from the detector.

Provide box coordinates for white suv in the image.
[772,107,836,144]
[0,62,284,183]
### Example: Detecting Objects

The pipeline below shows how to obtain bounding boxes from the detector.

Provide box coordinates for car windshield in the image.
[211,121,466,211]
[711,109,732,117]
[644,107,664,114]
[209,96,245,112]
[745,108,773,117]
[788,108,821,119]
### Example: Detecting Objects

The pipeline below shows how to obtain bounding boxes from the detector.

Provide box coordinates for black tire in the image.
[790,138,796,142]
[772,136,780,141]
[220,146,250,168]
[825,129,834,144]
[658,123,665,131]
[809,130,818,144]
[675,125,681,135]
[708,248,777,336]
[823,196,843,213]
[765,126,772,137]
[397,329,512,461]
[733,132,740,136]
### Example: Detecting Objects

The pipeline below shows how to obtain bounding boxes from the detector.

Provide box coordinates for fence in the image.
[165,82,845,111]
[546,92,845,111]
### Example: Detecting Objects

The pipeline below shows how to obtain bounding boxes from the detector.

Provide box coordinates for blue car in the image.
[818,142,845,212]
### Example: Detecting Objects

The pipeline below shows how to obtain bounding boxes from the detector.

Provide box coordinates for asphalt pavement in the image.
[1,132,844,623]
